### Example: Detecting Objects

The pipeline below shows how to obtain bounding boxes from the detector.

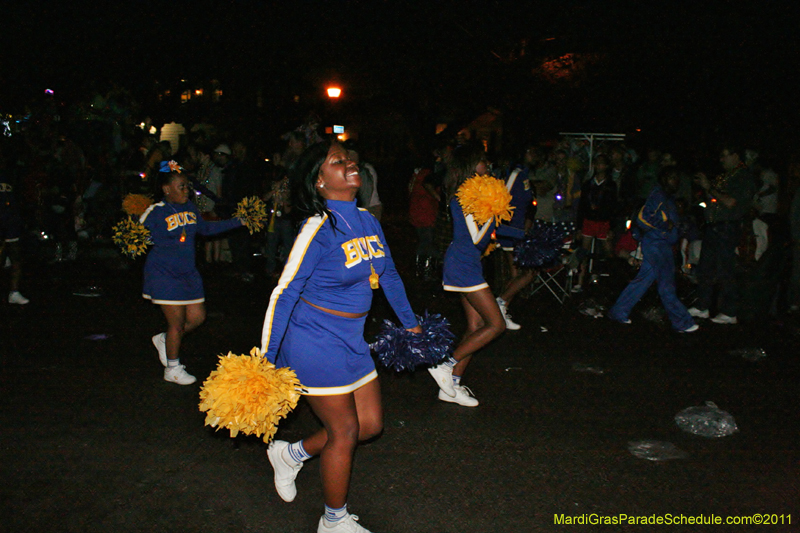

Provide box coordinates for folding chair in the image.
[528,242,573,304]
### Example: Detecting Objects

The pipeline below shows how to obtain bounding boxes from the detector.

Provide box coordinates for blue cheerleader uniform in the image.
[260,199,418,396]
[140,201,241,305]
[442,197,497,292]
[497,165,532,251]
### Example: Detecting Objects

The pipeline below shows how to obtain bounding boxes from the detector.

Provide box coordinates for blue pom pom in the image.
[370,311,455,372]
[514,221,575,269]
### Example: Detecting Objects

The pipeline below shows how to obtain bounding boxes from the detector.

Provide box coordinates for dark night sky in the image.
[3,1,800,150]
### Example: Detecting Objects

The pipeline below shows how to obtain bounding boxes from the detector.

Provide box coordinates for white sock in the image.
[324,504,348,525]
[285,440,311,464]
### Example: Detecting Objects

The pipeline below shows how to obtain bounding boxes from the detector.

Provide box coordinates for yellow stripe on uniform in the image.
[301,370,378,396]
[139,202,164,224]
[260,215,327,352]
[465,213,492,245]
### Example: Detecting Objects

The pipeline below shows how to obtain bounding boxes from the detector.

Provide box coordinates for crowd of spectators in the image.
[3,89,800,324]
[407,136,800,325]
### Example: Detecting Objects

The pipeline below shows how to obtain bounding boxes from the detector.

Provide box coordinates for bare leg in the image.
[576,235,593,287]
[303,379,382,508]
[499,249,535,305]
[500,269,535,306]
[452,288,505,377]
[160,303,206,360]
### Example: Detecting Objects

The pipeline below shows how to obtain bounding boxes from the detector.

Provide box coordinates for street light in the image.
[327,86,342,99]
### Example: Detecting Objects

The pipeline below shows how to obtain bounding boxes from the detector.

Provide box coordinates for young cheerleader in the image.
[427,142,506,407]
[261,141,421,533]
[140,162,243,385]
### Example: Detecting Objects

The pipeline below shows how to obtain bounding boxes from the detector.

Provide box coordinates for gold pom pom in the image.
[199,348,303,443]
[112,217,152,257]
[456,174,514,226]
[121,194,154,217]
[234,196,268,234]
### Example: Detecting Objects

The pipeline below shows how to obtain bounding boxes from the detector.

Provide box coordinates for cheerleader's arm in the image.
[196,214,243,236]
[260,216,326,362]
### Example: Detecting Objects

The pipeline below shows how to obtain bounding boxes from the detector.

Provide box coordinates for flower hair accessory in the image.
[159,160,183,173]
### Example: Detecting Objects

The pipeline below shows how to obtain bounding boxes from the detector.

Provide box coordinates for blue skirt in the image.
[142,260,205,305]
[277,301,377,396]
[442,244,488,292]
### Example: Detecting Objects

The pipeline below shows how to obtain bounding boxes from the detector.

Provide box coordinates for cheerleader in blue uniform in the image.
[261,141,420,533]
[495,154,536,330]
[427,143,506,407]
[140,162,243,385]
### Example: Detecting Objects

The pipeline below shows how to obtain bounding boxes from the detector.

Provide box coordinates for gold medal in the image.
[369,263,380,289]
[179,227,186,242]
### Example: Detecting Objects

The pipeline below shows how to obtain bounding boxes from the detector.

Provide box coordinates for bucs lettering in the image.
[165,211,197,231]
[342,236,385,268]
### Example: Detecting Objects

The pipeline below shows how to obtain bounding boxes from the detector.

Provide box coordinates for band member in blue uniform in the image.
[427,143,506,407]
[140,162,243,385]
[608,168,698,332]
[261,141,420,533]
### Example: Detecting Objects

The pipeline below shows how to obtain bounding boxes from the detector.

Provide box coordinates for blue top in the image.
[504,165,532,231]
[636,185,680,245]
[449,197,497,256]
[261,199,417,361]
[140,200,242,273]
[497,165,532,247]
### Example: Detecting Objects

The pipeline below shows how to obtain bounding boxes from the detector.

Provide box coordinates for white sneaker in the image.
[427,364,456,397]
[496,298,521,330]
[267,440,303,502]
[152,333,167,367]
[318,514,372,533]
[163,365,196,385]
[679,324,700,333]
[8,291,29,305]
[710,313,737,325]
[687,307,709,319]
[438,384,479,407]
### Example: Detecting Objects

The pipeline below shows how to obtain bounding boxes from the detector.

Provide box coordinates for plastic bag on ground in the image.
[628,440,688,461]
[675,401,738,438]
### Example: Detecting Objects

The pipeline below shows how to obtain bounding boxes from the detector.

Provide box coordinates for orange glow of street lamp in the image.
[327,86,342,98]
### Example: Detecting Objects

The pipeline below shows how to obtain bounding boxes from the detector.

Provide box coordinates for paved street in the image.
[2,222,798,532]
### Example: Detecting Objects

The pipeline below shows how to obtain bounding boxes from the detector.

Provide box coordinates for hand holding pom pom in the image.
[234,196,268,234]
[514,220,575,269]
[112,217,152,257]
[199,348,303,443]
[456,174,514,226]
[370,312,455,372]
